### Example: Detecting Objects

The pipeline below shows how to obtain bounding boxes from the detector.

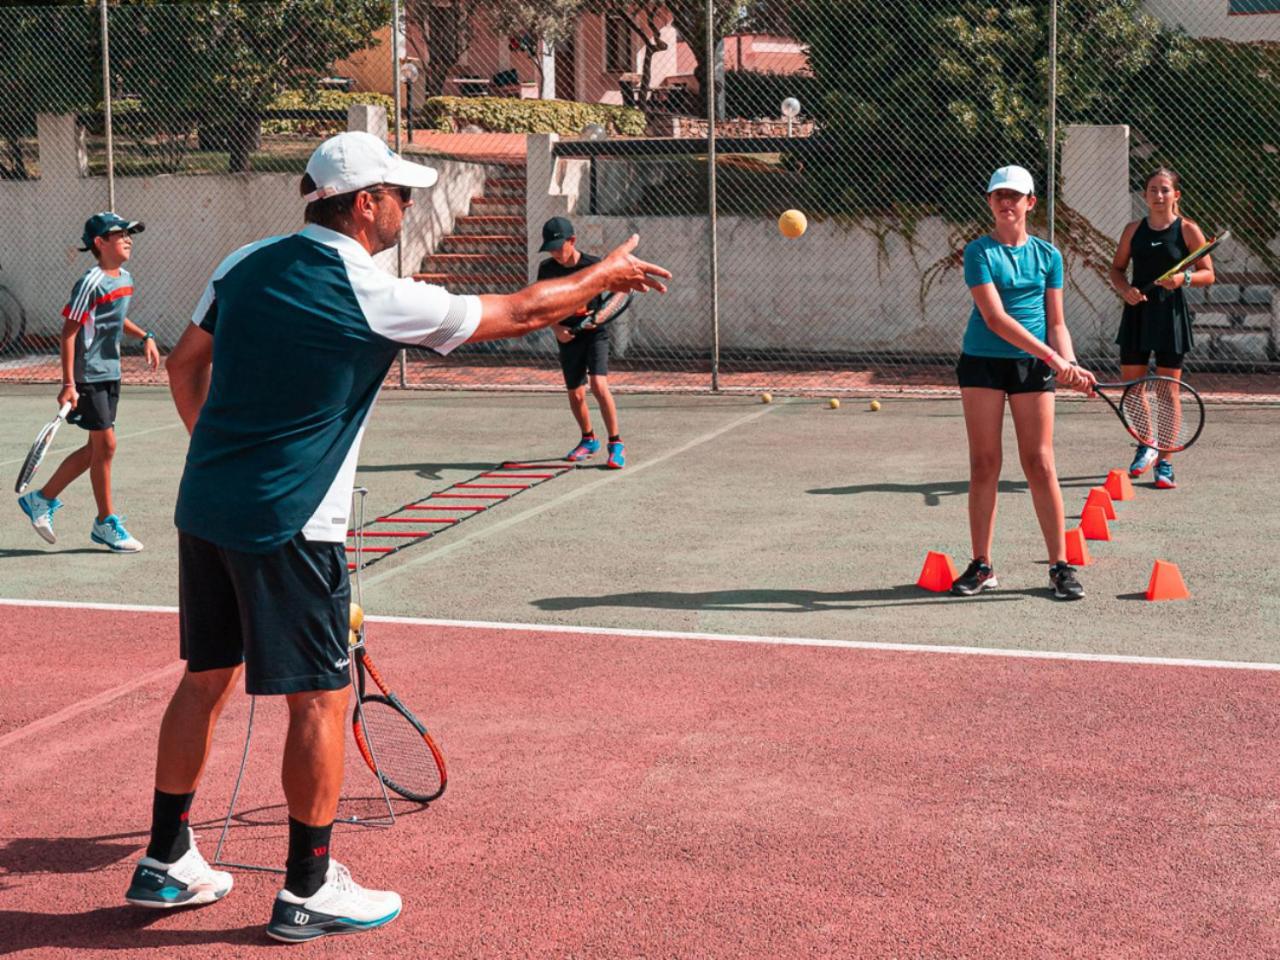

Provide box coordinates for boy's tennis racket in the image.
[568,290,633,333]
[1092,375,1204,453]
[350,630,447,804]
[1140,231,1228,294]
[14,401,73,494]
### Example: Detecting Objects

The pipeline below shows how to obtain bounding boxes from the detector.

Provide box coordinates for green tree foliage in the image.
[791,1,1279,266]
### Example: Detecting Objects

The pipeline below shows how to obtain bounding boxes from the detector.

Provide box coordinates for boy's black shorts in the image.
[557,327,610,390]
[178,531,351,695]
[955,354,1056,395]
[69,380,120,431]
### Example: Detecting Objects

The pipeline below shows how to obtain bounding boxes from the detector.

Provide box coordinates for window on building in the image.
[605,15,632,73]
[1229,0,1280,12]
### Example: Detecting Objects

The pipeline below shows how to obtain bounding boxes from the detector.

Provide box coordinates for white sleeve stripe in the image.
[417,296,471,348]
[69,267,102,321]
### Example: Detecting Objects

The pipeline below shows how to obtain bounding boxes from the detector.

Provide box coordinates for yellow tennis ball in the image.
[828,397,840,409]
[778,209,807,239]
[349,602,364,630]
[870,399,881,411]
[761,392,773,404]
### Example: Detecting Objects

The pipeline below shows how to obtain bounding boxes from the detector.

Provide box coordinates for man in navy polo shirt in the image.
[123,131,669,942]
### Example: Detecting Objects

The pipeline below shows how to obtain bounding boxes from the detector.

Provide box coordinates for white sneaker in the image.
[17,490,61,544]
[90,513,144,552]
[266,860,402,943]
[124,828,233,908]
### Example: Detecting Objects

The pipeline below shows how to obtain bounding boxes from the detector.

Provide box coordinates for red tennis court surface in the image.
[1,601,1277,958]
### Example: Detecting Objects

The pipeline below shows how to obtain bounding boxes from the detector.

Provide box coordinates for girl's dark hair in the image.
[1144,167,1182,216]
[300,173,358,229]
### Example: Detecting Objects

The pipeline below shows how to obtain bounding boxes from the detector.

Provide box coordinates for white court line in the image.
[0,420,184,468]
[361,401,782,588]
[2,597,1278,673]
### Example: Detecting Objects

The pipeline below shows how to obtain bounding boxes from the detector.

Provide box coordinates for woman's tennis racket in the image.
[350,630,447,804]
[568,290,634,333]
[1140,231,1228,294]
[14,401,73,494]
[1092,376,1205,453]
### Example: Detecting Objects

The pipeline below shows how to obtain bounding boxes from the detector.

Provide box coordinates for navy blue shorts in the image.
[178,531,351,695]
[956,354,1056,395]
[69,380,120,431]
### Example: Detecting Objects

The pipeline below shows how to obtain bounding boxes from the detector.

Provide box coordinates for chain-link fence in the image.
[2,1,1278,399]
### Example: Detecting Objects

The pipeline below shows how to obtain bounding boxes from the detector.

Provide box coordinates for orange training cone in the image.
[1104,469,1135,502]
[1064,527,1092,566]
[1080,505,1111,541]
[917,551,958,592]
[1145,560,1190,601]
[1084,486,1117,521]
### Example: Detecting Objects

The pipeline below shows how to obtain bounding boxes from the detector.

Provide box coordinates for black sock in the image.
[608,435,621,443]
[146,789,195,863]
[582,431,596,440]
[285,818,333,898]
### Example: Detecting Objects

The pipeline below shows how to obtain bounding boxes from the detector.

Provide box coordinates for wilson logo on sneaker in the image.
[293,910,311,925]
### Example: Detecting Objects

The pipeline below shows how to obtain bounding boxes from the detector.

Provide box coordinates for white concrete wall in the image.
[0,110,488,348]
[1143,0,1280,42]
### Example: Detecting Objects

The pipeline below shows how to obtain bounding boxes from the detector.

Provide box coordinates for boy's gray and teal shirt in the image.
[175,224,481,555]
[63,267,135,383]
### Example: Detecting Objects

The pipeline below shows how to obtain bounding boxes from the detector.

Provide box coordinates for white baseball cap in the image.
[303,131,438,201]
[986,165,1035,195]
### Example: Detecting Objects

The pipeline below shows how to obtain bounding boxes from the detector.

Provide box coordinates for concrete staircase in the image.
[415,166,528,295]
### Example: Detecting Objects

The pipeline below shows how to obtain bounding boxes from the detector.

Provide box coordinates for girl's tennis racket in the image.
[14,401,73,494]
[1092,375,1204,453]
[1139,231,1228,294]
[350,633,447,804]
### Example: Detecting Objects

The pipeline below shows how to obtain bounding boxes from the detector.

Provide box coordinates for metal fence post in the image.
[99,0,115,211]
[1047,0,1057,244]
[706,0,720,392]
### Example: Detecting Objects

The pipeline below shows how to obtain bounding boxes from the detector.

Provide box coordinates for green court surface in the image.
[2,383,1277,663]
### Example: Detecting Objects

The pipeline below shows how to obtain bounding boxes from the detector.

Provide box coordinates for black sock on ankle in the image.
[582,431,596,440]
[608,435,621,443]
[285,818,333,898]
[146,789,195,863]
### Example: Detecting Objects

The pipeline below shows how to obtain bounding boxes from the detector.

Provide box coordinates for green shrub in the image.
[420,96,646,136]
[264,89,397,137]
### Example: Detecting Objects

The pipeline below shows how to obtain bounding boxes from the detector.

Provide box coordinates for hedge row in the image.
[421,96,646,136]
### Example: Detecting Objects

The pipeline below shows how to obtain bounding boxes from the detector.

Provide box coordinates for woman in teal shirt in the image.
[952,165,1096,601]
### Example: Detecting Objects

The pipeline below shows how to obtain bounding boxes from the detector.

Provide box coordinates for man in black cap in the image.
[536,216,626,468]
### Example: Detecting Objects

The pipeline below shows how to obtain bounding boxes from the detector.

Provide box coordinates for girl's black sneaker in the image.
[951,559,998,596]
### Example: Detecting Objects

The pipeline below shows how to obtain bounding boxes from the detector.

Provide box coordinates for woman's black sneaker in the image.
[1049,562,1085,600]
[951,559,998,596]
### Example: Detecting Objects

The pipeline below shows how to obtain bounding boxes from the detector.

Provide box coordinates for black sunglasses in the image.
[366,185,413,204]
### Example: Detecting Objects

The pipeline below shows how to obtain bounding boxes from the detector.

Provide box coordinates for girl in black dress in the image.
[1108,168,1215,489]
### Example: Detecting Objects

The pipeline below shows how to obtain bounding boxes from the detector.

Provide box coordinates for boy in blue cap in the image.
[17,212,160,551]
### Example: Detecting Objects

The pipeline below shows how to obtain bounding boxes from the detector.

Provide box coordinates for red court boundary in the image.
[1,600,1277,958]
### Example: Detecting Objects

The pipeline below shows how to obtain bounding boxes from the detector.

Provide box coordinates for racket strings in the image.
[357,697,444,799]
[1121,380,1196,449]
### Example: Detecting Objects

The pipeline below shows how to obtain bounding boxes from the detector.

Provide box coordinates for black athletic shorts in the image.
[1119,349,1184,370]
[557,327,610,390]
[955,353,1056,395]
[68,379,120,431]
[178,531,351,696]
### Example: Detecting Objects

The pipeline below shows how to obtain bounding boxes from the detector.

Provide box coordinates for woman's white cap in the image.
[986,165,1035,195]
[303,131,438,201]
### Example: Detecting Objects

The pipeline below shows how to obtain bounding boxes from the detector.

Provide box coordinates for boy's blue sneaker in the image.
[1154,459,1177,490]
[565,437,600,462]
[605,441,626,470]
[91,514,144,552]
[17,490,61,544]
[1129,444,1158,478]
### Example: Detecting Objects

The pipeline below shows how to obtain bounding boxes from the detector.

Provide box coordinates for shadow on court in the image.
[808,474,1106,506]
[532,584,1059,614]
[0,548,104,559]
[0,907,264,953]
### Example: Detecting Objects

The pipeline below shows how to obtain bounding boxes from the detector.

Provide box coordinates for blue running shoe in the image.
[1154,459,1176,489]
[1129,444,1158,478]
[565,437,600,462]
[605,441,626,469]
[91,514,144,552]
[17,490,61,544]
